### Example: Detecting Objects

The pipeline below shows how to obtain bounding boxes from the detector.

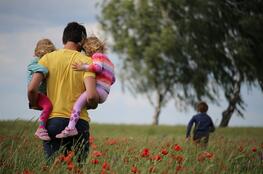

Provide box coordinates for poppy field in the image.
[0,120,262,174]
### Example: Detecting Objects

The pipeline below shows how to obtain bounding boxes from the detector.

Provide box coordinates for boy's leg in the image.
[56,92,87,138]
[35,93,52,141]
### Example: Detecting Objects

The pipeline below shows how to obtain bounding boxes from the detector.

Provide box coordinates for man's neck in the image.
[64,41,80,51]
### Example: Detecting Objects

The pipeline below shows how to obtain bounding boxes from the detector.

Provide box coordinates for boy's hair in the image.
[62,22,87,45]
[196,101,208,113]
[82,36,106,57]
[34,39,56,58]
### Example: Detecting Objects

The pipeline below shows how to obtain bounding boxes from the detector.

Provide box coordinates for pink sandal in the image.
[35,128,51,141]
[56,127,78,138]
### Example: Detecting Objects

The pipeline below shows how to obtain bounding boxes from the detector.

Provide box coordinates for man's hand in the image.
[84,76,99,109]
[28,73,43,107]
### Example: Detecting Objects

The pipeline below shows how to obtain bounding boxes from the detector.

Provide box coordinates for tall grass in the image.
[0,120,262,173]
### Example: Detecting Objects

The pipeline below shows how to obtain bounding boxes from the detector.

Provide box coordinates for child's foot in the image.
[56,127,78,138]
[35,128,51,141]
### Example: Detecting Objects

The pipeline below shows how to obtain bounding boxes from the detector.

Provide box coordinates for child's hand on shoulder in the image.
[72,62,85,71]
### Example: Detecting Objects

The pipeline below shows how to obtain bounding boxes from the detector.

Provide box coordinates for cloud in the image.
[0,0,100,33]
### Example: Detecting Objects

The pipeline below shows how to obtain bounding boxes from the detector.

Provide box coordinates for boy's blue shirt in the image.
[186,113,215,138]
[27,58,48,93]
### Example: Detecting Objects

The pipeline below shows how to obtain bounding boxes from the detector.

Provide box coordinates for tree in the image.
[98,0,263,126]
[99,0,215,125]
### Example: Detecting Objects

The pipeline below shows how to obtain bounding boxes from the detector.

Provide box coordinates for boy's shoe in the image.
[35,128,51,141]
[56,127,78,138]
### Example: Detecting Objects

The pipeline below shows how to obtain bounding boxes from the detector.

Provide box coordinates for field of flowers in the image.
[0,120,262,174]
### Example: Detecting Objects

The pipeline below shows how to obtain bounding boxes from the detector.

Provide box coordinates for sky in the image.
[0,0,262,127]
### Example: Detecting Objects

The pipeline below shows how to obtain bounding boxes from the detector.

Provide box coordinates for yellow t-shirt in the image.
[39,49,95,122]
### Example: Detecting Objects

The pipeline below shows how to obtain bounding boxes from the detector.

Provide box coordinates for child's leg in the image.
[97,87,108,103]
[68,92,88,129]
[35,93,52,141]
[56,92,87,138]
[37,93,53,128]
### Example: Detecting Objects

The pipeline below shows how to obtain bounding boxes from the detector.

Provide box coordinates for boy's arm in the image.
[84,76,99,109]
[28,73,44,108]
[186,117,195,138]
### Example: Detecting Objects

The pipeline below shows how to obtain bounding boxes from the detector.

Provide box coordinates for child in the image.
[56,36,115,138]
[186,101,215,146]
[27,39,55,141]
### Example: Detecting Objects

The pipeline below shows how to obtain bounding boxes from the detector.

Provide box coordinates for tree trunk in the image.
[152,94,163,125]
[219,104,235,127]
[219,78,241,127]
[152,104,161,125]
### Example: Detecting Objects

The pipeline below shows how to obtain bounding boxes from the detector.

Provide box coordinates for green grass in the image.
[0,120,262,174]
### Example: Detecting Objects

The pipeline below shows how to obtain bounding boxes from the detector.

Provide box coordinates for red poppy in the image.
[89,135,95,144]
[252,147,257,152]
[67,161,75,171]
[161,149,168,155]
[131,165,138,173]
[102,162,110,170]
[64,151,75,164]
[91,143,97,149]
[197,151,213,162]
[140,148,150,157]
[22,169,34,174]
[91,159,99,164]
[92,150,103,157]
[173,144,182,151]
[106,138,117,145]
[204,151,213,159]
[152,155,162,161]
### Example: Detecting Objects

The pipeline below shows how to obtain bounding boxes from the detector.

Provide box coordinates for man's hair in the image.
[196,101,208,113]
[83,36,106,56]
[62,22,87,44]
[35,38,56,58]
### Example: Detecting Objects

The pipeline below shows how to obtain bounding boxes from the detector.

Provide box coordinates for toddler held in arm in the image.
[27,39,56,141]
[56,36,115,138]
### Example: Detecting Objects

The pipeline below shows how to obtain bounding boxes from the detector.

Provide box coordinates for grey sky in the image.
[0,0,262,127]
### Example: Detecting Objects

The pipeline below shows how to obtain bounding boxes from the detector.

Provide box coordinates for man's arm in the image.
[84,76,99,109]
[28,73,44,108]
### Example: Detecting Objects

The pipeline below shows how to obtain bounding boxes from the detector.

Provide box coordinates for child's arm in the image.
[186,116,195,139]
[72,62,103,73]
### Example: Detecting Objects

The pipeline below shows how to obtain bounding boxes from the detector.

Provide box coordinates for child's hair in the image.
[34,39,56,58]
[196,101,208,113]
[82,36,106,57]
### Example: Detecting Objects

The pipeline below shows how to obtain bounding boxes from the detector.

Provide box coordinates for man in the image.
[28,22,98,161]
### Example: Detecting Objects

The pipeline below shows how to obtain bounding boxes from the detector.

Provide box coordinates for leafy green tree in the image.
[98,0,263,126]
[99,0,215,125]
